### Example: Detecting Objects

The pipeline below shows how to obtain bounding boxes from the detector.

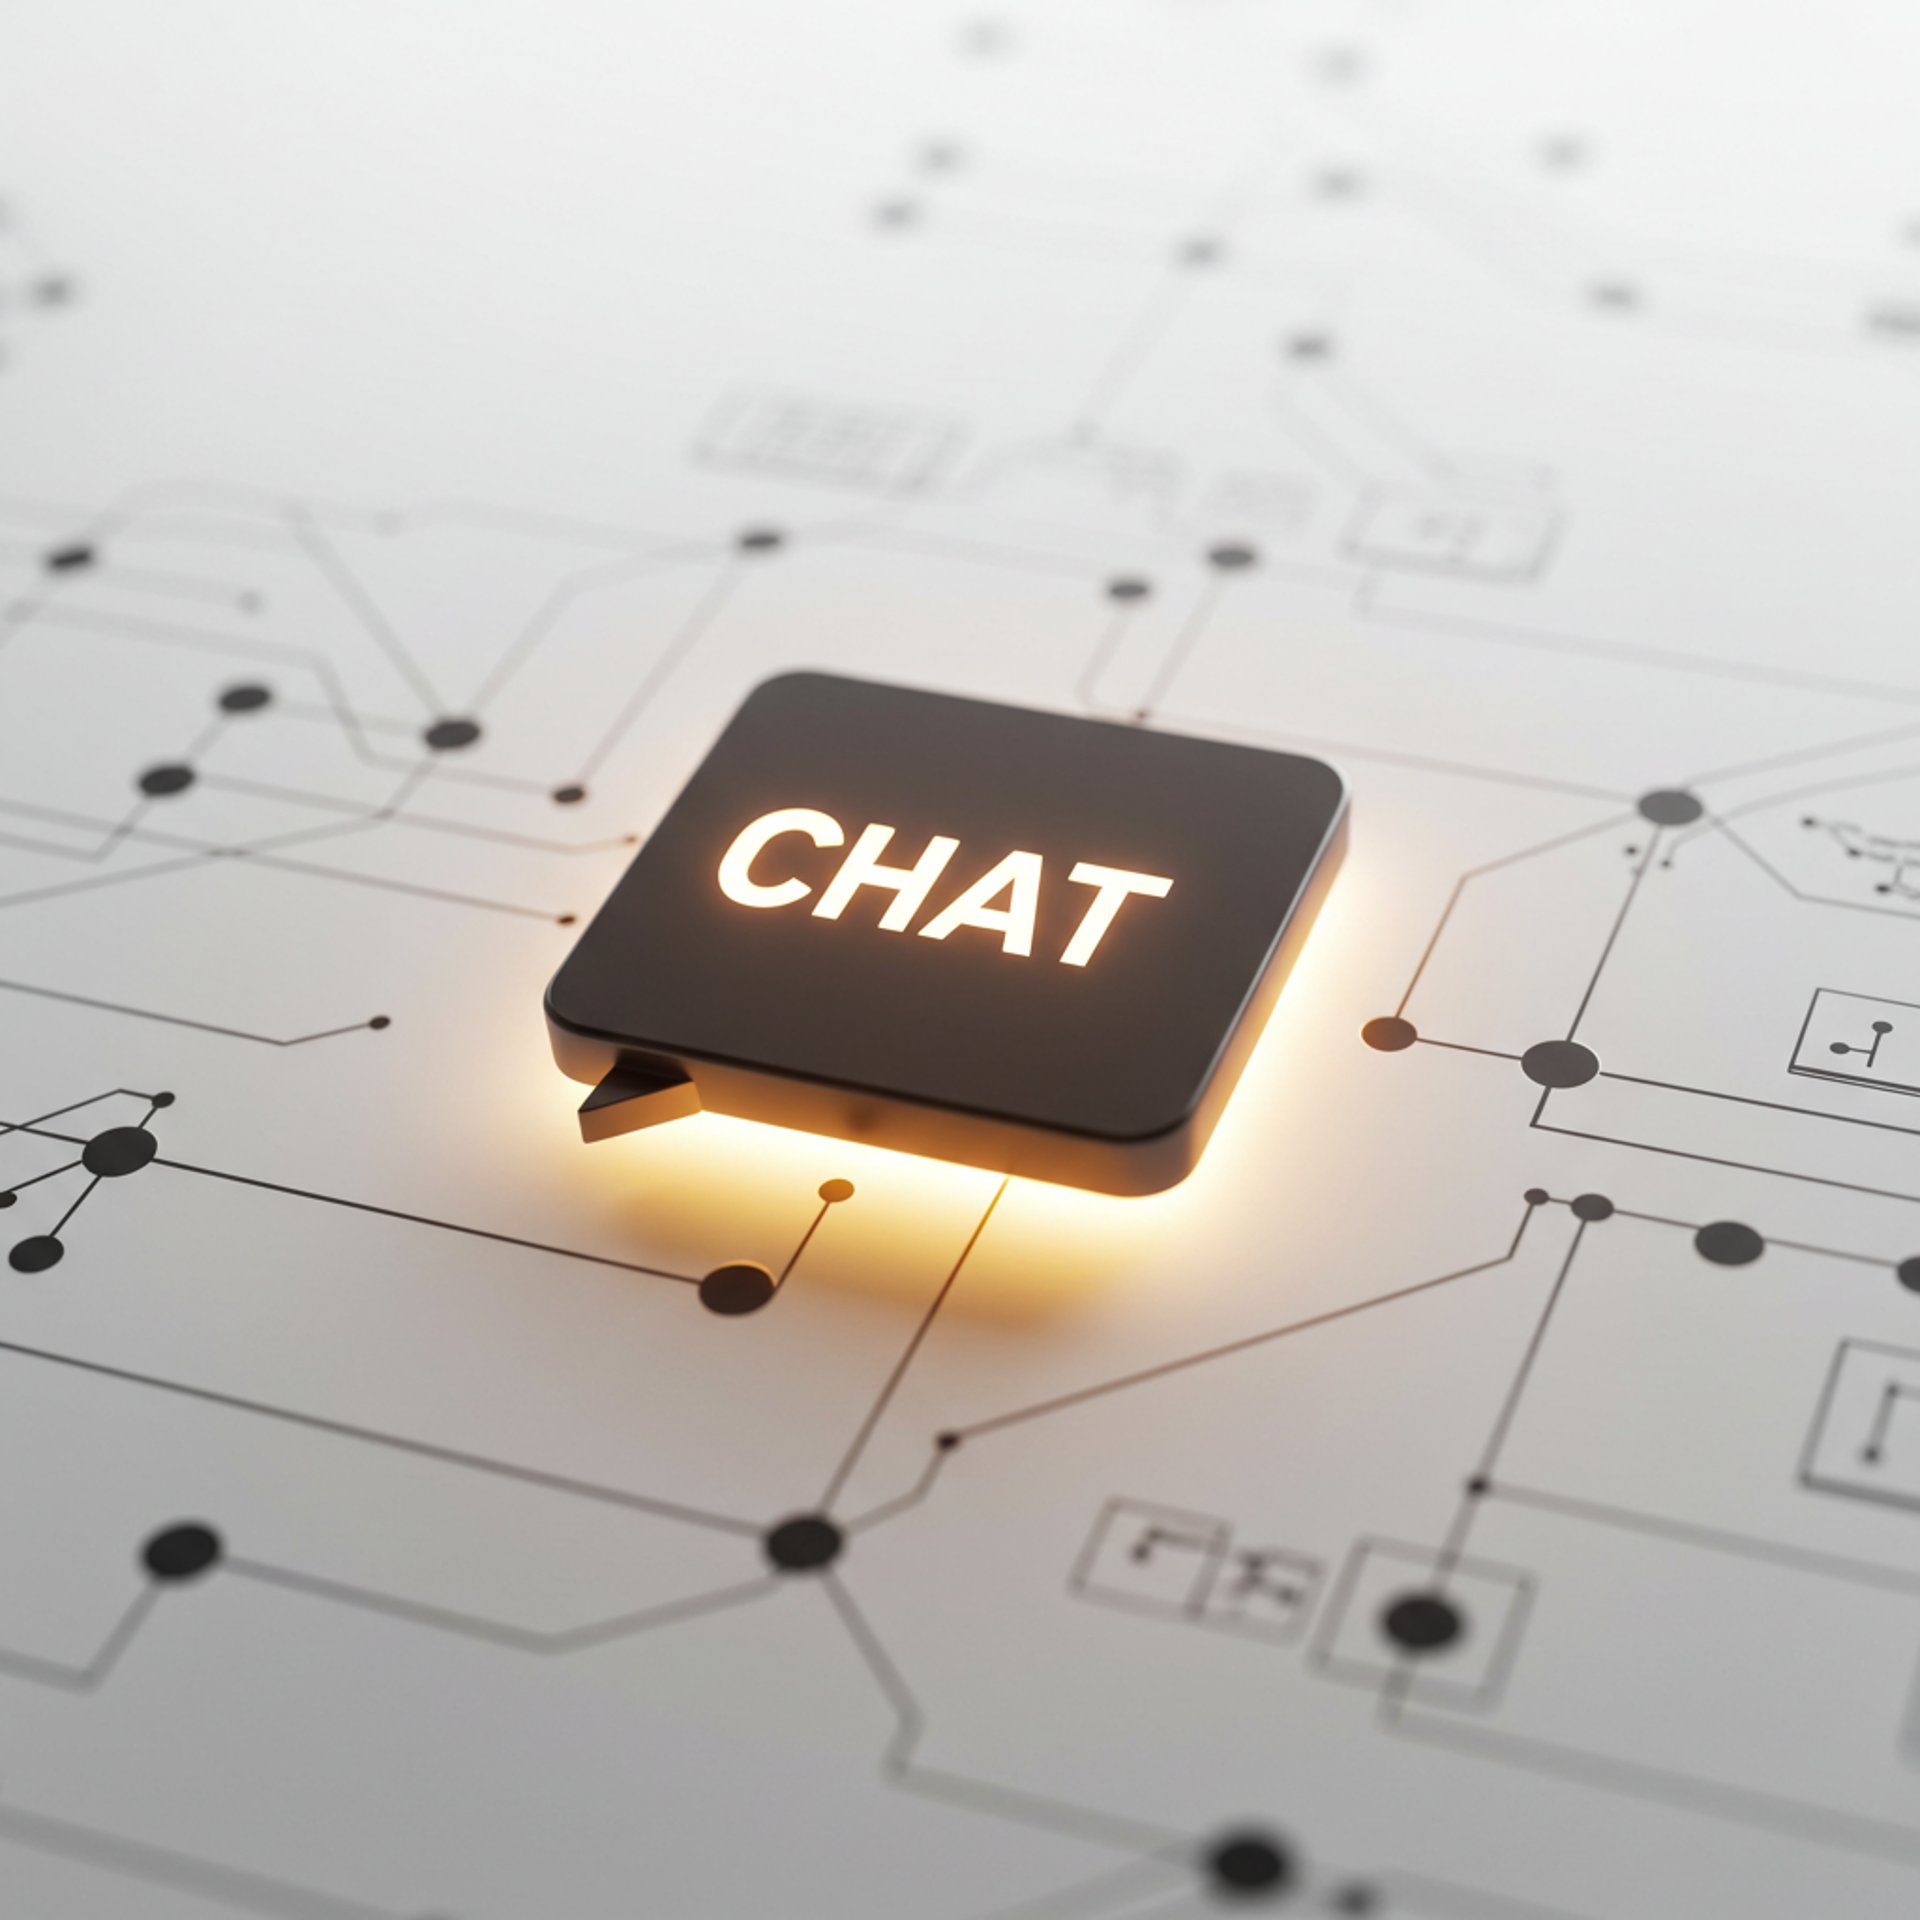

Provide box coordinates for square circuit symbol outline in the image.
[545,672,1347,1193]
[1786,986,1920,1099]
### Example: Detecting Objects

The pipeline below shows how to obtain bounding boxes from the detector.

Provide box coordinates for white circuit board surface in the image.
[5,4,1920,1914]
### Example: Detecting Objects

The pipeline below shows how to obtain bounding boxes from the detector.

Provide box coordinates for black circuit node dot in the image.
[736,527,785,553]
[152,1091,176,1109]
[82,1126,158,1178]
[552,784,587,806]
[1331,1886,1380,1915]
[1106,577,1152,603]
[556,913,577,927]
[1380,1591,1463,1654]
[1465,1474,1489,1497]
[422,717,482,752]
[1286,331,1334,360]
[1898,1257,1920,1294]
[1523,1187,1549,1206]
[1570,1192,1614,1222]
[699,1262,776,1316]
[1695,1221,1764,1267]
[142,1522,222,1583]
[1521,1039,1600,1088]
[935,1431,962,1452]
[218,682,273,714]
[137,762,195,798]
[1178,236,1225,268]
[818,1179,855,1204]
[44,541,96,572]
[8,1236,63,1273]
[1207,541,1259,571]
[369,1015,392,1031]
[1637,788,1704,827]
[0,1193,14,1210]
[1361,1016,1417,1052]
[764,1514,843,1573]
[1204,1832,1293,1899]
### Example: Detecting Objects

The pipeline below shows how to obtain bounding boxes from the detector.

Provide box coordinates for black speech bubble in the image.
[547,673,1345,1194]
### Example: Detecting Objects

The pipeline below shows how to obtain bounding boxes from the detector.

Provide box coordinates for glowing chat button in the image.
[546,672,1345,1194]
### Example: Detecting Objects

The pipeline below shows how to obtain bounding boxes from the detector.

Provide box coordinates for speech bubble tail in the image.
[577,1061,701,1143]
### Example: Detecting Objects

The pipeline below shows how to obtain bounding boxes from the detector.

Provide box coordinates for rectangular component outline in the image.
[1787,986,1920,1099]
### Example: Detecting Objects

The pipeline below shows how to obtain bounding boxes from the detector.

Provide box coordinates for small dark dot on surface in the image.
[819,1179,855,1204]
[1590,278,1641,310]
[1331,1886,1380,1915]
[1314,167,1365,199]
[1106,577,1152,602]
[1362,1016,1417,1052]
[1637,788,1704,826]
[152,1092,176,1109]
[700,1262,776,1316]
[369,1016,392,1031]
[82,1126,158,1178]
[142,1522,222,1583]
[1381,1590,1464,1654]
[137,763,195,798]
[1207,541,1259,571]
[0,1193,14,1210]
[736,527,785,553]
[1695,1220,1764,1267]
[556,913,577,926]
[873,197,920,229]
[218,682,273,714]
[552,784,587,805]
[1523,1187,1550,1206]
[935,1431,962,1451]
[918,139,964,173]
[8,1235,59,1272]
[1897,1257,1920,1293]
[1178,236,1225,267]
[1521,1039,1600,1089]
[43,541,95,572]
[1571,1192,1614,1222]
[764,1514,844,1573]
[422,717,482,752]
[1285,331,1334,360]
[1465,1475,1489,1496]
[1204,1831,1293,1898]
